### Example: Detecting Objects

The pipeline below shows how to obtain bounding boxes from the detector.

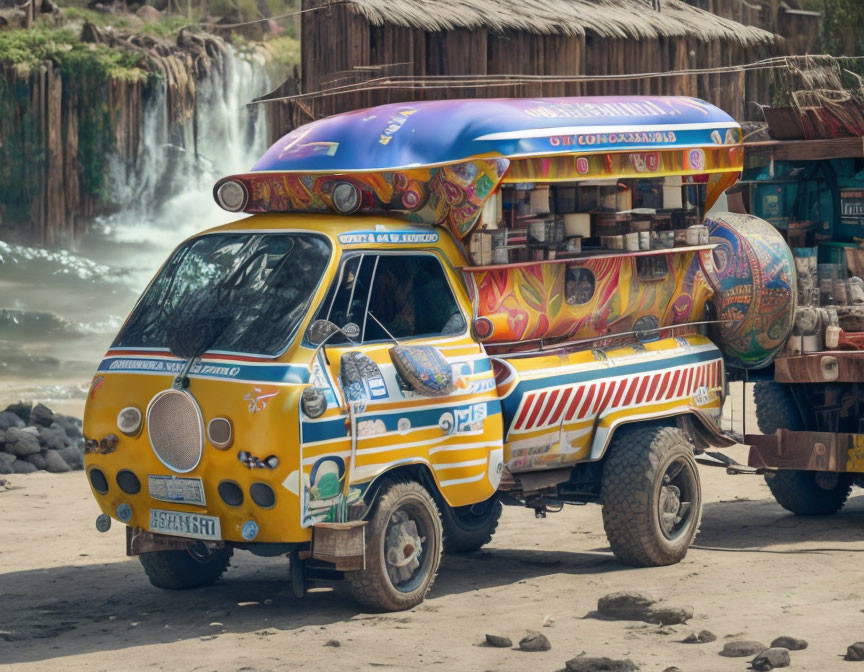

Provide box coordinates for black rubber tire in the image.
[754,382,803,434]
[440,495,502,553]
[600,424,702,567]
[765,470,852,515]
[346,479,442,611]
[139,545,233,590]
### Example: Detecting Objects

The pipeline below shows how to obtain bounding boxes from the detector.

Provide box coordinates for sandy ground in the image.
[2,447,864,672]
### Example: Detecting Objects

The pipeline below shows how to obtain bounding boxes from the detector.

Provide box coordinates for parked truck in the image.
[83,97,795,611]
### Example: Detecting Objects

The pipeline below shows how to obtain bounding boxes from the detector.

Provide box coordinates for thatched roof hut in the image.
[264,0,778,139]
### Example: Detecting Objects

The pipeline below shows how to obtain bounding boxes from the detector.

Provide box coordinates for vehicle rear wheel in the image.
[753,382,803,434]
[346,479,442,611]
[765,470,852,515]
[440,495,502,554]
[601,424,702,567]
[139,543,233,589]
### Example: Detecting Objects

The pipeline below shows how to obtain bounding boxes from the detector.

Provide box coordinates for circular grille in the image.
[147,389,203,473]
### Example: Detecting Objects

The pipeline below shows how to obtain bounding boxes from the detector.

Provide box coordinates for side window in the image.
[565,266,596,305]
[365,255,466,341]
[312,254,377,344]
[636,255,670,282]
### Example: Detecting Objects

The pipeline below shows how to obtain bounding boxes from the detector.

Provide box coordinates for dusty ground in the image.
[2,447,864,672]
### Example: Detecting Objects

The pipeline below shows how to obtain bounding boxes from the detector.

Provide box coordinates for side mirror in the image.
[389,345,454,397]
[307,319,338,345]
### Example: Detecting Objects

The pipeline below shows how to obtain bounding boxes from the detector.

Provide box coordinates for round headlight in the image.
[117,406,141,436]
[207,417,233,450]
[215,180,248,212]
[331,181,362,215]
[301,387,327,419]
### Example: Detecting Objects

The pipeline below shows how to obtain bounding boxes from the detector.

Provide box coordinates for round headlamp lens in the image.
[117,406,142,436]
[216,180,248,212]
[332,181,362,215]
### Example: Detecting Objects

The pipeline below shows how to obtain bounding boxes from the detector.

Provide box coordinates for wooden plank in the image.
[744,137,864,168]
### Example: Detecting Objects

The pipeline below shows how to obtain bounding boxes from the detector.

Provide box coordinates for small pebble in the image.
[324,640,341,647]
[846,642,864,661]
[682,630,716,644]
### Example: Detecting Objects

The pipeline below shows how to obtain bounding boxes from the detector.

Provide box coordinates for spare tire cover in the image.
[706,213,796,369]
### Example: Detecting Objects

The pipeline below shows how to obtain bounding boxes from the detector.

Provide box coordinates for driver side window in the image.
[311,252,465,344]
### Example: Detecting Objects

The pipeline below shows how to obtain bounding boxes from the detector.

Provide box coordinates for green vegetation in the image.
[798,0,864,56]
[0,26,147,80]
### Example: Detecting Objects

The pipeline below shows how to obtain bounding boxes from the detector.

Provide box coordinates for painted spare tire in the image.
[705,213,796,370]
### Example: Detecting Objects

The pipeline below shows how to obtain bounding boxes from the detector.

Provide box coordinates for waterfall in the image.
[0,45,274,409]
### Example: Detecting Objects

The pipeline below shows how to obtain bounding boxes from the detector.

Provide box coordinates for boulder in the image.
[38,424,70,451]
[485,634,512,648]
[59,444,84,470]
[12,459,38,474]
[3,402,31,424]
[845,642,864,661]
[751,647,790,671]
[25,452,47,470]
[644,606,693,626]
[44,450,71,473]
[0,411,24,431]
[29,403,56,427]
[519,631,551,652]
[565,657,639,671]
[5,427,42,457]
[136,4,163,22]
[597,592,655,620]
[54,416,82,440]
[770,636,807,651]
[0,451,15,474]
[719,641,766,658]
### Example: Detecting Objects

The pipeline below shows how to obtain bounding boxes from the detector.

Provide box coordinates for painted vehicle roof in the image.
[252,96,739,173]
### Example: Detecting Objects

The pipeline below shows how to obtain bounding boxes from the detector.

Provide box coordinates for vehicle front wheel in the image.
[440,495,502,554]
[346,479,442,611]
[765,470,852,515]
[139,543,233,589]
[601,424,702,567]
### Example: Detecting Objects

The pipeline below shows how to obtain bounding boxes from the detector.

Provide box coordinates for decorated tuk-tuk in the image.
[83,96,795,611]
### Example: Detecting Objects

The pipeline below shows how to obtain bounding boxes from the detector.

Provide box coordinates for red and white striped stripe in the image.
[512,359,722,433]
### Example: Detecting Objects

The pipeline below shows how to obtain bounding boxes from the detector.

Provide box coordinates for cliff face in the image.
[0,23,266,247]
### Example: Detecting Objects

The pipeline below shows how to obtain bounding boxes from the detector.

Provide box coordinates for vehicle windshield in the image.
[114,232,331,357]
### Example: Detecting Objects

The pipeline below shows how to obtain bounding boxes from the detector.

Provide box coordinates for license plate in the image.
[148,475,206,506]
[149,509,221,541]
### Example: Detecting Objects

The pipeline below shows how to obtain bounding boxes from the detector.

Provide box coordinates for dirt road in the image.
[2,447,864,672]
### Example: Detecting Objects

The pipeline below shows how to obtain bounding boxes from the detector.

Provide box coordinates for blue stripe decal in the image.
[98,357,310,384]
[473,358,492,374]
[303,399,502,444]
[500,349,721,421]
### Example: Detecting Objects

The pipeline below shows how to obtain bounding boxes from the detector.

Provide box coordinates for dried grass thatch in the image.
[325,0,774,46]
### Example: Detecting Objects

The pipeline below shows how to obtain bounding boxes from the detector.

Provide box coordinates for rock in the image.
[29,403,56,427]
[565,657,639,671]
[682,630,716,644]
[5,427,42,457]
[25,452,47,470]
[770,636,807,651]
[519,631,551,652]
[12,459,37,474]
[644,606,693,625]
[59,444,84,470]
[54,416,82,440]
[751,647,790,670]
[38,424,70,451]
[0,454,14,474]
[662,668,682,672]
[323,639,340,647]
[44,450,71,473]
[720,641,767,658]
[485,634,512,648]
[0,411,24,431]
[136,4,163,22]
[3,402,31,424]
[597,592,655,620]
[846,642,864,661]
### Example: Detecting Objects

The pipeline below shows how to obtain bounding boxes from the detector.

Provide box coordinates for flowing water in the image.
[0,47,272,414]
